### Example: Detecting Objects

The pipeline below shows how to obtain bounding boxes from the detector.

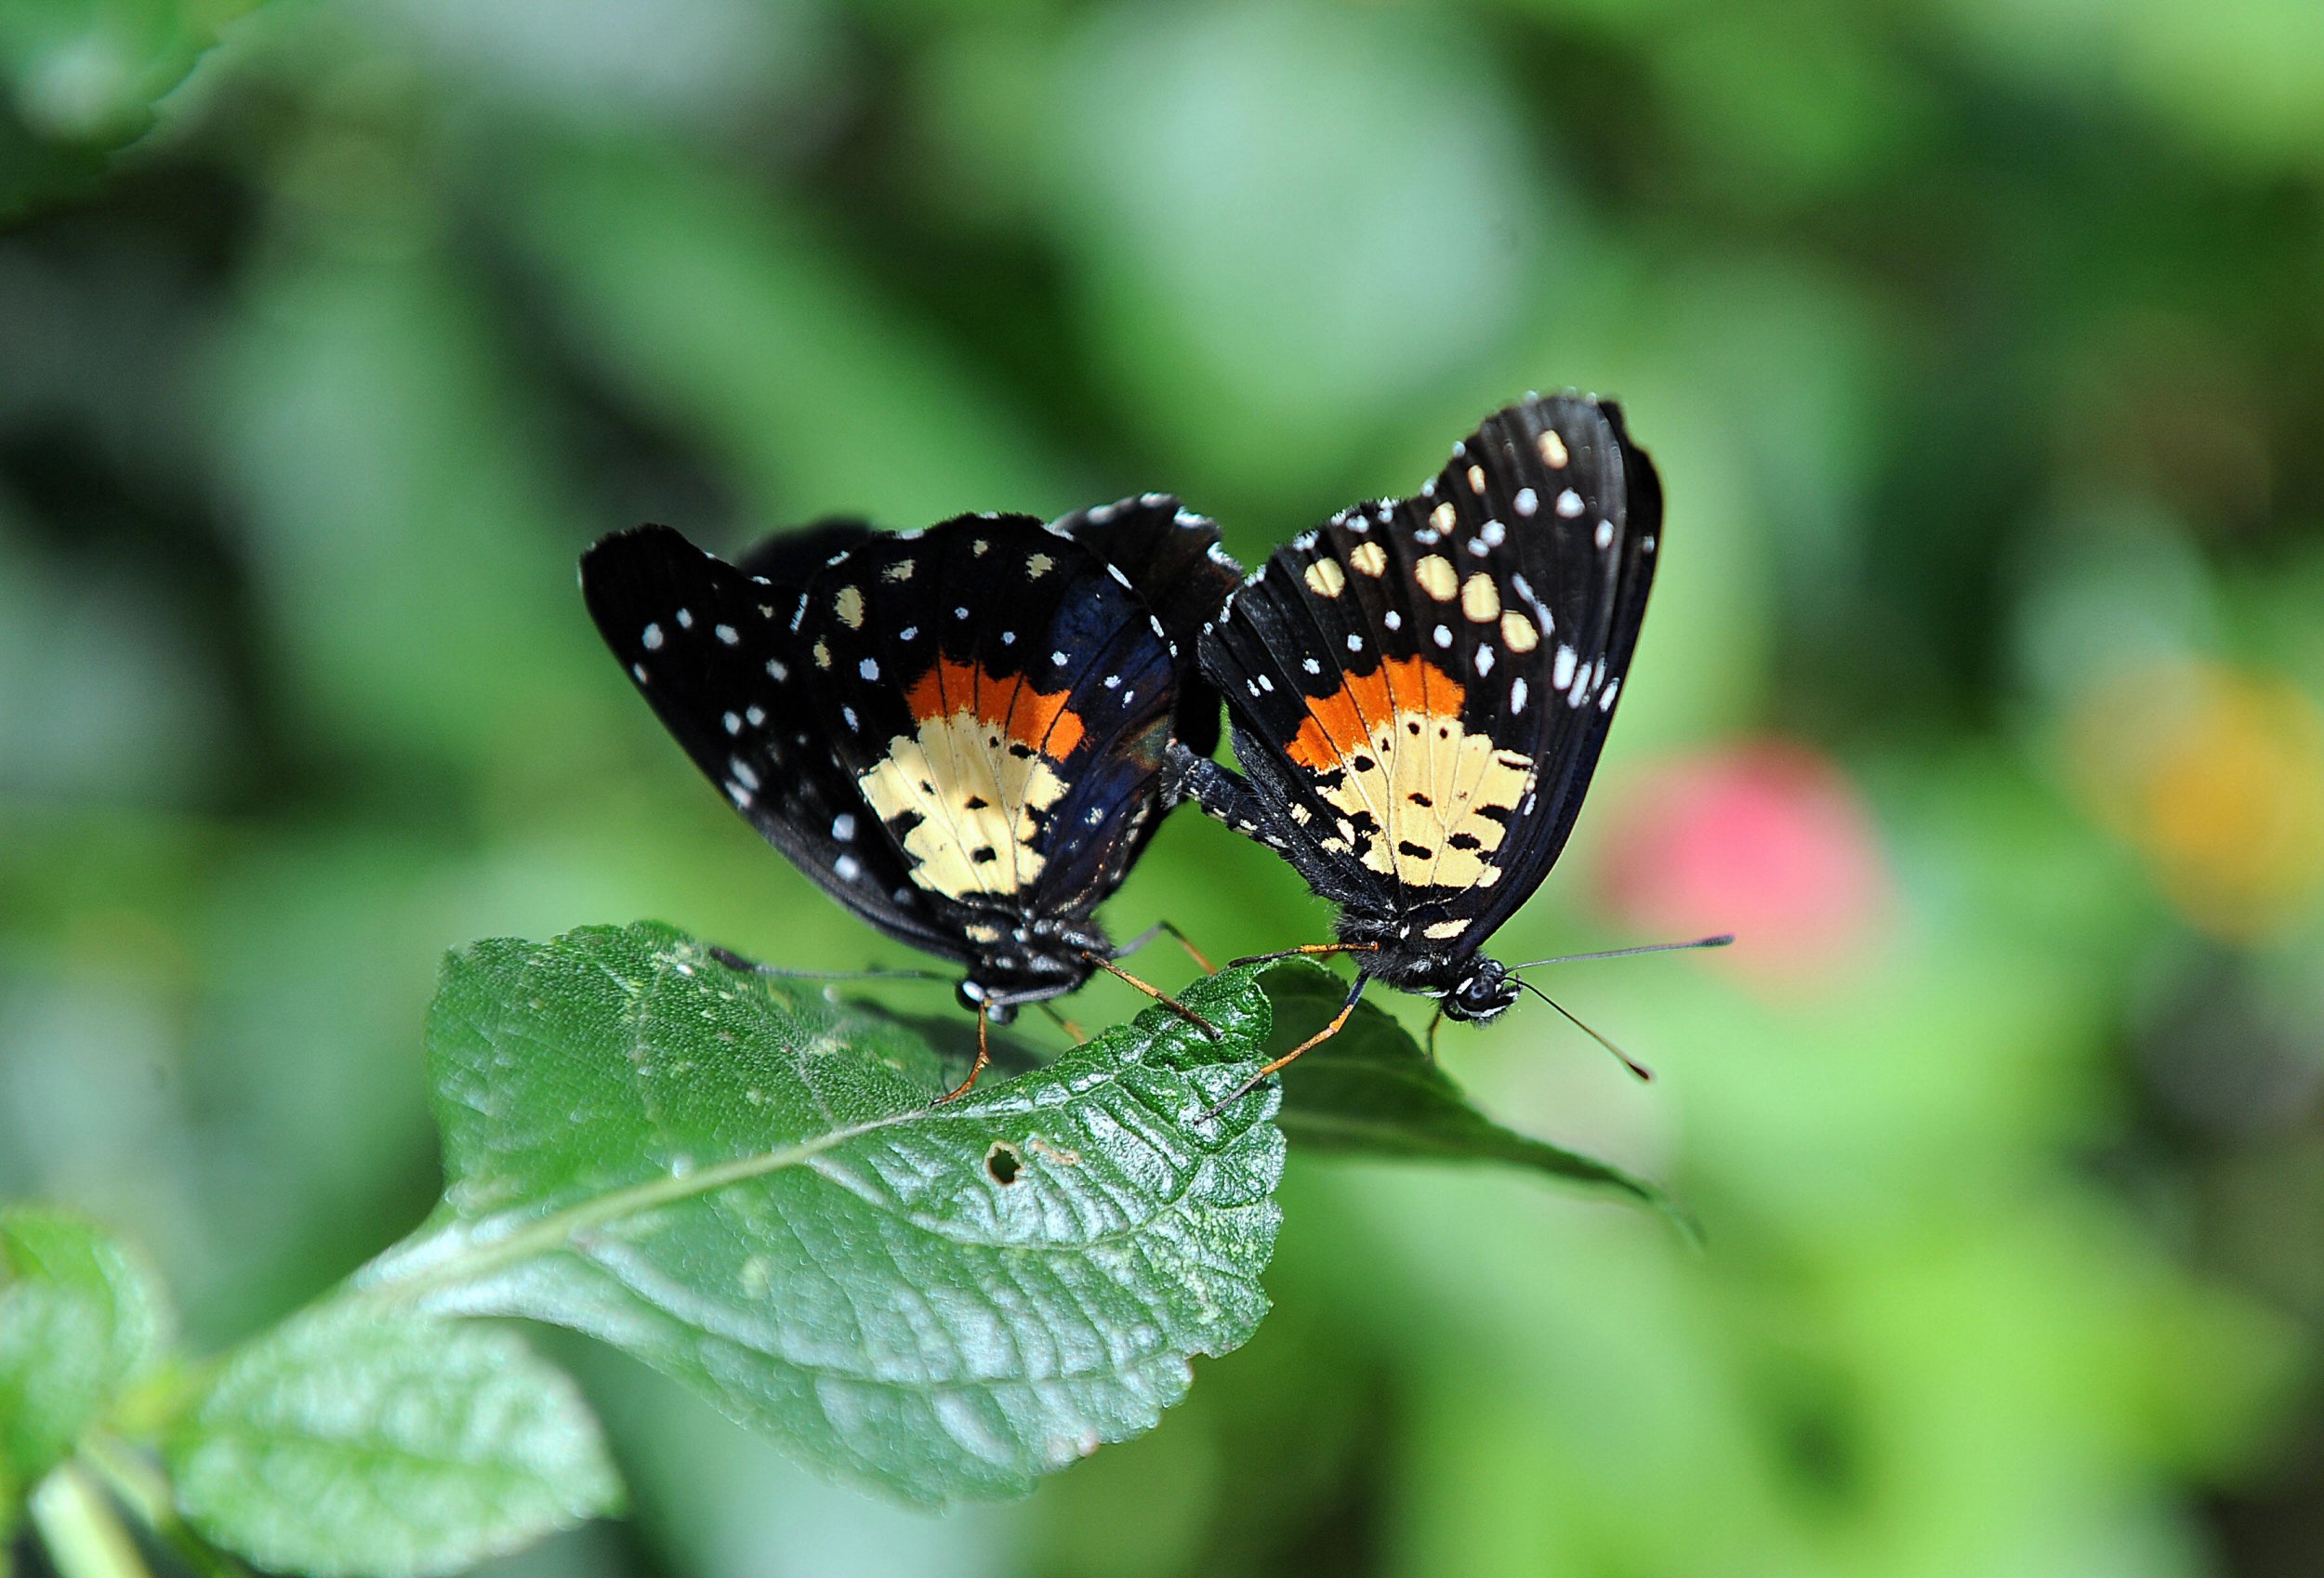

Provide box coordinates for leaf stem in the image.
[78,1434,253,1578]
[28,1465,153,1578]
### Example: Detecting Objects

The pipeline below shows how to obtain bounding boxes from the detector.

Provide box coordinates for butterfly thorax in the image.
[955,912,1115,1019]
[1334,914,1522,1021]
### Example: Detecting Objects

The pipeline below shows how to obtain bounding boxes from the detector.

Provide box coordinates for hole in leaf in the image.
[985,1140,1023,1185]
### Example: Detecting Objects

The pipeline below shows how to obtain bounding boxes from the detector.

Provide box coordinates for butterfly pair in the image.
[581,393,1670,1108]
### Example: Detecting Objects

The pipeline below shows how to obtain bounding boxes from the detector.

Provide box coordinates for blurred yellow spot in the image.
[2070,660,2324,940]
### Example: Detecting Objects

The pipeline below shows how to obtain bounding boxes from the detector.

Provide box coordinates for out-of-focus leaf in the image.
[0,0,260,216]
[354,924,1284,1506]
[214,248,598,768]
[1046,0,1564,501]
[508,140,1056,529]
[170,1303,621,1578]
[0,1206,169,1496]
[1261,963,1686,1228]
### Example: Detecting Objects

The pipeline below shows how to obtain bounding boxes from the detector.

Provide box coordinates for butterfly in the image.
[579,497,1240,1095]
[1169,393,1698,1110]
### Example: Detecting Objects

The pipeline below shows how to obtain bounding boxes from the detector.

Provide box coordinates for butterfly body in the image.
[582,500,1236,1022]
[1177,393,1662,1034]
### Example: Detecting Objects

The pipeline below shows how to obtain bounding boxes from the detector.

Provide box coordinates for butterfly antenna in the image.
[1512,933,1734,969]
[1514,976,1654,1083]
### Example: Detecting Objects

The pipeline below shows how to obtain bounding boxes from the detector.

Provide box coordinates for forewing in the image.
[794,516,1177,928]
[733,519,878,585]
[1199,394,1660,944]
[578,525,961,959]
[1055,493,1241,756]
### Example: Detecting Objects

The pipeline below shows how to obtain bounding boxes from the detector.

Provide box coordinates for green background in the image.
[6,0,2324,1571]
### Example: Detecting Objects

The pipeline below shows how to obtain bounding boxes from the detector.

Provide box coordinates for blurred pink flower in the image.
[1593,741,1893,993]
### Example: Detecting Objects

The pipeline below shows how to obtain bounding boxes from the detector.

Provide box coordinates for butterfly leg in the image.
[1159,921,1220,974]
[934,1012,994,1105]
[1112,918,1219,974]
[1223,941,1380,969]
[1200,974,1369,1121]
[1039,1001,1089,1044]
[1081,953,1224,1041]
[1424,1004,1446,1061]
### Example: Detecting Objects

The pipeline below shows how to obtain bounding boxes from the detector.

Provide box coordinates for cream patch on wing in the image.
[855,656,1082,901]
[1284,653,1536,890]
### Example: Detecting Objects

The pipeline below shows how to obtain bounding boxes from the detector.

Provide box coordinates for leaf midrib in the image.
[352,1105,919,1306]
[351,1042,1213,1306]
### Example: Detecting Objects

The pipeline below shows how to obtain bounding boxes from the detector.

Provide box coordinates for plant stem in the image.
[27,1465,152,1578]
[79,1435,252,1578]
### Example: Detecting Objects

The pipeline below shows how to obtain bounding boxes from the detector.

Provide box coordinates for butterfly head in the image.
[1344,916,1522,1023]
[956,917,1110,1019]
[1440,956,1521,1022]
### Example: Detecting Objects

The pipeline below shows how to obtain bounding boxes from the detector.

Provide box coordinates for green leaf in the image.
[356,923,1284,1506]
[0,1206,170,1493]
[0,0,261,217]
[170,1304,620,1578]
[1261,963,1693,1232]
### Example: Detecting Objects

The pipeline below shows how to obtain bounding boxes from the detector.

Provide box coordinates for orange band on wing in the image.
[1286,653,1463,771]
[905,654,1088,759]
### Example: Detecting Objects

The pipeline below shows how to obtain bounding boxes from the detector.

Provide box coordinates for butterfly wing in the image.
[579,524,966,959]
[733,519,879,584]
[1054,493,1242,756]
[792,515,1182,938]
[1198,394,1661,948]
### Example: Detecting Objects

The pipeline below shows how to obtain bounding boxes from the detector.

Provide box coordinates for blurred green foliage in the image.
[4,0,2324,1571]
